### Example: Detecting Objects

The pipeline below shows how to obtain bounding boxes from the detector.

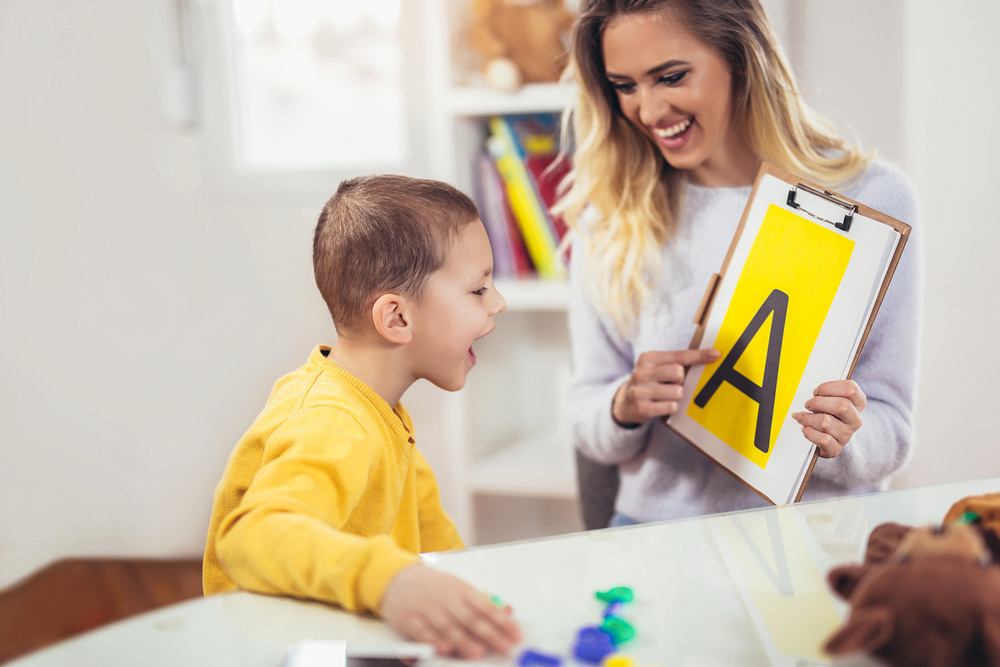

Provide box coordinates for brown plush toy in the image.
[825,508,1000,666]
[944,491,1000,559]
[467,0,576,93]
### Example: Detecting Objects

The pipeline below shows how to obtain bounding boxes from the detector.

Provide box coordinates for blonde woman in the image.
[561,0,923,527]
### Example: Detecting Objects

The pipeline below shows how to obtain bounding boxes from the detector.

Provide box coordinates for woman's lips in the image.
[652,117,694,150]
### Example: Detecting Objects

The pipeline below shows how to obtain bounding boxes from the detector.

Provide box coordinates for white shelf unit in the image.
[420,0,582,546]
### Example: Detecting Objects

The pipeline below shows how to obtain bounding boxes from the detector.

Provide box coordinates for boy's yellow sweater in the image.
[203,345,463,614]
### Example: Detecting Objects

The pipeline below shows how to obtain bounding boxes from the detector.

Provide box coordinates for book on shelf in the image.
[475,113,571,280]
[473,151,533,278]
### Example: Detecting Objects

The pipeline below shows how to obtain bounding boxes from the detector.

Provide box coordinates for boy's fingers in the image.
[459,599,519,653]
[405,616,453,657]
[426,606,477,652]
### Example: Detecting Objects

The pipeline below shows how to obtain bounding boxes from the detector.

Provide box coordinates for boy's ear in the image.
[371,293,412,344]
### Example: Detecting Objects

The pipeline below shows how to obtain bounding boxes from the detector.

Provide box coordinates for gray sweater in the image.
[568,161,923,522]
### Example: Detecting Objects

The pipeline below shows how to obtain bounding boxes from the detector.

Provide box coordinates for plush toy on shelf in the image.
[823,493,1000,666]
[466,0,576,93]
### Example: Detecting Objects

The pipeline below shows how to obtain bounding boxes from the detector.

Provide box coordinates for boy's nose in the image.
[492,289,507,315]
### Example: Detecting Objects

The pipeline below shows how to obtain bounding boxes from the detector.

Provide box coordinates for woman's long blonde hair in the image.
[557,0,873,336]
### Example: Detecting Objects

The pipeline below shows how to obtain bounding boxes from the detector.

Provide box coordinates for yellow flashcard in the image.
[687,204,854,469]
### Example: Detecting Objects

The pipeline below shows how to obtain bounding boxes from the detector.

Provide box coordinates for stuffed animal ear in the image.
[824,606,895,656]
[864,522,912,564]
[827,564,868,599]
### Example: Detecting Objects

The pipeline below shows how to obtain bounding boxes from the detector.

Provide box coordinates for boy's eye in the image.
[472,287,488,296]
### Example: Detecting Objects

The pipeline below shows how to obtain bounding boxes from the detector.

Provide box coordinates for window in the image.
[222,0,409,172]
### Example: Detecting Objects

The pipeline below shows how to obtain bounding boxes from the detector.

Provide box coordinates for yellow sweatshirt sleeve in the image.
[214,406,419,614]
[412,448,465,553]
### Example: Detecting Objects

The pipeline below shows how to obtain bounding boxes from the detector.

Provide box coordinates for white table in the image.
[11,476,999,666]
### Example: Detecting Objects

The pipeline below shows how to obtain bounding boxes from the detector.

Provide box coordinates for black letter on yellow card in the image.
[695,289,788,453]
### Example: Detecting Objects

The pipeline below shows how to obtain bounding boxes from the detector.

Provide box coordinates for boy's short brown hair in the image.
[313,174,480,332]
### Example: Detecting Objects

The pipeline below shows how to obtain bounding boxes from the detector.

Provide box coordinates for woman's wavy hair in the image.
[556,0,872,335]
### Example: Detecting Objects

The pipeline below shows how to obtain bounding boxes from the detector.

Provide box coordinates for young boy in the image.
[203,174,518,658]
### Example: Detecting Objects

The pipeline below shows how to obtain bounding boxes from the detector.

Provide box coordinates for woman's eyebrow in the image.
[606,59,690,79]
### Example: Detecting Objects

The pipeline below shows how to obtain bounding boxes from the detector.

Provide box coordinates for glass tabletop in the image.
[11,476,999,667]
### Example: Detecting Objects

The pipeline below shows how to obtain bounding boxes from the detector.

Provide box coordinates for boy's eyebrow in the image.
[606,59,689,79]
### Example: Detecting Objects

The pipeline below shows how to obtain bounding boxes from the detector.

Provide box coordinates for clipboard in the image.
[665,162,911,506]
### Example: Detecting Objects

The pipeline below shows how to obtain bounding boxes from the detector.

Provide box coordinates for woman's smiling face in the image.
[602,10,756,186]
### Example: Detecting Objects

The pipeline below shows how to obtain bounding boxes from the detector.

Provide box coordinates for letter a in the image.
[695,289,788,453]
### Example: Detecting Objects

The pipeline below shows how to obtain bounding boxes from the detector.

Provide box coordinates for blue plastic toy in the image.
[517,648,562,666]
[572,626,616,664]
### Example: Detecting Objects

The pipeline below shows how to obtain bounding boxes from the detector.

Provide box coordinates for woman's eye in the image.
[610,81,635,94]
[660,71,687,85]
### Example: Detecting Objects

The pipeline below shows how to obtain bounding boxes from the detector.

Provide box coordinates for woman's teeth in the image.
[654,118,692,138]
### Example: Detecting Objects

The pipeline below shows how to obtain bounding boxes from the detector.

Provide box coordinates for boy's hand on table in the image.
[379,563,521,659]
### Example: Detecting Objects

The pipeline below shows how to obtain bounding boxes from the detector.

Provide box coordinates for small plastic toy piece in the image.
[595,586,634,605]
[517,648,562,666]
[955,510,981,525]
[602,601,623,617]
[601,655,636,667]
[489,594,507,608]
[573,626,616,664]
[600,616,636,645]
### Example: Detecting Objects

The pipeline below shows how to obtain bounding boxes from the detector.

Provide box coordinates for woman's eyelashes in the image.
[659,70,687,85]
[608,70,688,94]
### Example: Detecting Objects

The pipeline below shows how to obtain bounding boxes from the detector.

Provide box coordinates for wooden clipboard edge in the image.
[842,205,910,380]
[663,161,911,506]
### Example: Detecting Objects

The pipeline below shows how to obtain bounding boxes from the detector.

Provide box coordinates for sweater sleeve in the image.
[811,166,924,488]
[567,242,654,465]
[412,448,465,553]
[213,407,418,615]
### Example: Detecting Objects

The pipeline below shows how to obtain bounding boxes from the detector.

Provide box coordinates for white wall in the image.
[896,2,1000,487]
[1,0,998,590]
[0,0,333,588]
[785,1,1000,490]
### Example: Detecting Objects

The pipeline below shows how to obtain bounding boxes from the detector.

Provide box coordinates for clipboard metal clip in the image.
[786,183,857,232]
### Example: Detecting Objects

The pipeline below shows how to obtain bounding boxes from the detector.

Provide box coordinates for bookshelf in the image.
[420,0,583,545]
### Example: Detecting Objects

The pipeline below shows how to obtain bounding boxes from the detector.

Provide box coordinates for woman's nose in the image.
[637,86,667,127]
